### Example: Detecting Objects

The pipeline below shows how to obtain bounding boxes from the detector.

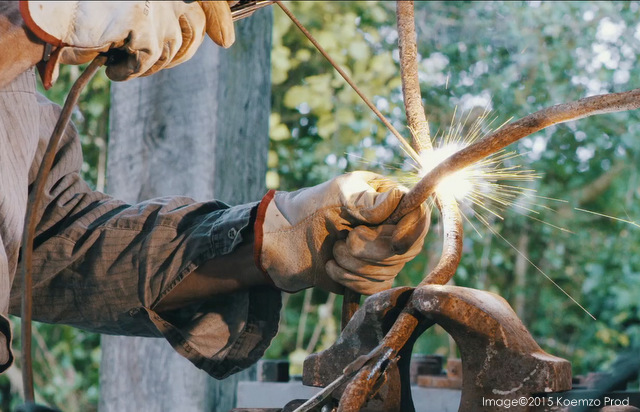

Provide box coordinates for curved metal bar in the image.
[336,85,640,409]
[390,87,640,222]
[420,193,463,286]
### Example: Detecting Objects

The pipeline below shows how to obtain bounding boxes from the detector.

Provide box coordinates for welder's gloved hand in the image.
[20,1,235,87]
[254,172,430,295]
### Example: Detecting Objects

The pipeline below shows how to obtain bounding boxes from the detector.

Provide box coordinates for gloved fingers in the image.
[335,172,392,224]
[325,259,395,295]
[345,225,425,263]
[333,240,406,277]
[347,172,409,224]
[110,3,202,80]
[166,9,208,68]
[147,2,207,73]
[344,181,405,225]
[360,185,405,224]
[366,174,407,194]
[105,51,141,81]
[128,20,183,80]
[344,226,404,263]
[141,43,175,78]
[59,48,103,66]
[200,1,235,48]
[391,202,430,254]
[104,43,161,81]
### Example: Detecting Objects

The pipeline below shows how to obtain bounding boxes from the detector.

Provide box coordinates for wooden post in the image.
[99,9,272,412]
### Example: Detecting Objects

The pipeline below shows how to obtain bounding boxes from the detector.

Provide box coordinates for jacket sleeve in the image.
[9,89,281,379]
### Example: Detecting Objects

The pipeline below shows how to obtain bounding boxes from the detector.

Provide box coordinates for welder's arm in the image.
[158,172,431,309]
[154,233,267,312]
[19,1,235,88]
[7,90,279,379]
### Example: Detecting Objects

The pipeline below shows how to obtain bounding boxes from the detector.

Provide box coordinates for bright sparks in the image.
[418,143,473,199]
[401,108,542,226]
[396,109,597,320]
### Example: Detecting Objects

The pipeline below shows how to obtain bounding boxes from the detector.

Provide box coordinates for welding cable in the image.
[19,55,107,404]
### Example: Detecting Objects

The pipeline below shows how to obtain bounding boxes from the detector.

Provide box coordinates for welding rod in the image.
[231,1,275,21]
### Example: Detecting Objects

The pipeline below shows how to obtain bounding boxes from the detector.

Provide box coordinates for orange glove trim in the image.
[19,1,65,47]
[253,189,277,286]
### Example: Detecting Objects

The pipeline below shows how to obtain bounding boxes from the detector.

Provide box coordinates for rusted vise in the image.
[303,287,420,411]
[303,285,572,411]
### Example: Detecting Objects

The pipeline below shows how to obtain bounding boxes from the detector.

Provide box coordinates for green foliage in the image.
[268,0,640,381]
[269,1,403,190]
[37,65,110,190]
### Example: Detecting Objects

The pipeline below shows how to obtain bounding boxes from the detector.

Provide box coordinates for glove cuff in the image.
[254,189,277,287]
[35,49,62,90]
[19,1,66,48]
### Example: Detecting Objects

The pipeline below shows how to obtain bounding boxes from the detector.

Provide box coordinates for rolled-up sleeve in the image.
[8,88,281,379]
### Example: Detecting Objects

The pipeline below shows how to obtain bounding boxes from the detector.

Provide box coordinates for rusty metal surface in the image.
[303,287,414,388]
[412,285,572,412]
[303,287,420,411]
[302,284,571,412]
[338,358,401,412]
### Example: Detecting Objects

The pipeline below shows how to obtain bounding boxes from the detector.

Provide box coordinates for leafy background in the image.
[2,1,639,410]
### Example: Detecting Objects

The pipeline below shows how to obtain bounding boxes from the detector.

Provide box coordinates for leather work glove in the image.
[20,1,235,87]
[254,172,430,295]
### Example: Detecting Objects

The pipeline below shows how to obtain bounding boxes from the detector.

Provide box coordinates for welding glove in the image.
[20,1,235,88]
[254,171,430,295]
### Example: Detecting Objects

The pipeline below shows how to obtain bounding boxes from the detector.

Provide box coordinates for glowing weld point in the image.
[417,144,474,201]
[399,108,543,223]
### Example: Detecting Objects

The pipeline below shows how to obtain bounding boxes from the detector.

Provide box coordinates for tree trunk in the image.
[513,233,529,318]
[99,9,272,412]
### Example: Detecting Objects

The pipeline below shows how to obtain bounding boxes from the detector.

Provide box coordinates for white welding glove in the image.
[20,1,235,87]
[254,172,430,295]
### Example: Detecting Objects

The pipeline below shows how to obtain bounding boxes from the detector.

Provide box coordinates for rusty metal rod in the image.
[397,0,431,152]
[341,292,360,330]
[19,55,107,403]
[420,194,463,285]
[389,87,640,222]
[395,0,464,287]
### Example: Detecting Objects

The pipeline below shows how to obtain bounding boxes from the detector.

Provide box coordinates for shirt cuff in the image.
[122,201,282,379]
[142,286,281,379]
